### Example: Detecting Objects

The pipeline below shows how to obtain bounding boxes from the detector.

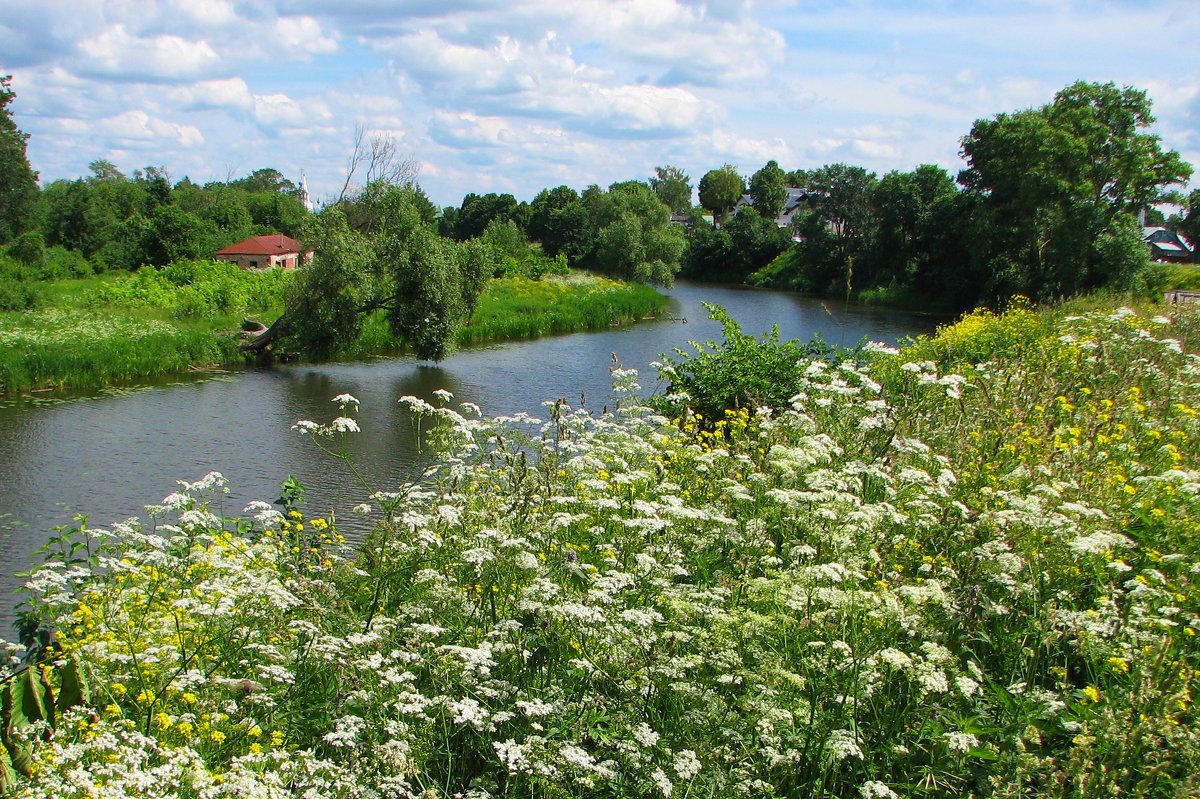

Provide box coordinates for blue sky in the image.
[2,0,1197,208]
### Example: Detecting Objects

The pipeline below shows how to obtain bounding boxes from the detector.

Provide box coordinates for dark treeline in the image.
[2,77,1198,328]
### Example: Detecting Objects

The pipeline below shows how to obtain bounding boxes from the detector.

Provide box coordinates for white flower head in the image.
[292,420,321,435]
[330,416,360,433]
[332,393,359,407]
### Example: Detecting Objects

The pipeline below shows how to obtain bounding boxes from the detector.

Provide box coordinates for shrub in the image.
[654,302,854,422]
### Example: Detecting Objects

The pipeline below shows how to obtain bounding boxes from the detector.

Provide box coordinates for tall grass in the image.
[342,274,667,359]
[457,274,666,345]
[0,269,663,395]
[0,310,240,395]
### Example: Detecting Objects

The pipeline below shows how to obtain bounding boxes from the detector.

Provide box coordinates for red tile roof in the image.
[216,234,305,256]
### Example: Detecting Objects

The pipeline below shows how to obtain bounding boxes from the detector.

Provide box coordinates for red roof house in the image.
[215,234,311,270]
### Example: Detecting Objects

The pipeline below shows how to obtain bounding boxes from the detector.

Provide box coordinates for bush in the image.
[654,302,853,422]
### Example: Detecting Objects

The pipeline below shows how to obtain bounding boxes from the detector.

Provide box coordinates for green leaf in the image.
[56,656,92,711]
[0,744,20,792]
[15,669,48,726]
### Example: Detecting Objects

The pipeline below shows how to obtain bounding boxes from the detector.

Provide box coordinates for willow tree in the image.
[244,181,495,362]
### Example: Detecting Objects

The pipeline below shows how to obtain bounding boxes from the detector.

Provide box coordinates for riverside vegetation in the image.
[4,297,1200,797]
[0,259,665,396]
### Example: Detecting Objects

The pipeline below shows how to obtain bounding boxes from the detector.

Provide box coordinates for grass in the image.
[0,268,667,396]
[457,274,666,345]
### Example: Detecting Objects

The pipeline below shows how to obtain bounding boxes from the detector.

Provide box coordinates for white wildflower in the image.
[861,780,900,799]
[673,748,702,780]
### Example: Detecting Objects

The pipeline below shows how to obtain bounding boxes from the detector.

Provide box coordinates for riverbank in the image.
[6,298,1198,797]
[0,267,666,397]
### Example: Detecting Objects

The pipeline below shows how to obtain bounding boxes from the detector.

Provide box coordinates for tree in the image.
[527,186,592,264]
[337,125,420,203]
[583,181,685,285]
[1171,189,1200,263]
[0,75,39,244]
[748,160,788,220]
[793,163,878,296]
[867,164,958,290]
[649,165,692,214]
[959,81,1191,302]
[698,165,744,225]
[232,167,296,195]
[454,193,519,241]
[244,182,497,362]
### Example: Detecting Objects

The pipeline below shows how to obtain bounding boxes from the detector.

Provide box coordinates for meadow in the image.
[0,264,667,396]
[4,298,1198,797]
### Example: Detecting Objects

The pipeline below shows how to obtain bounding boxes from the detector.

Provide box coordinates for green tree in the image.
[698,165,744,226]
[1171,189,1200,263]
[454,192,519,240]
[231,167,296,195]
[245,182,497,362]
[0,75,39,244]
[526,185,591,262]
[866,164,958,290]
[959,81,1191,302]
[142,205,211,267]
[583,181,685,285]
[792,163,877,296]
[748,160,788,220]
[649,165,692,214]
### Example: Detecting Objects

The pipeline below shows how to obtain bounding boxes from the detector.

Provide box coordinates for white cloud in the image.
[76,24,221,81]
[171,78,255,111]
[101,109,205,147]
[166,0,237,27]
[273,16,339,55]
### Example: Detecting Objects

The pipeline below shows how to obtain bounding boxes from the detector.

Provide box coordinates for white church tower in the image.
[299,171,314,213]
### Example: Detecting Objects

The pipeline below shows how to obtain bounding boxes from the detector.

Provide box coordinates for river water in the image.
[0,281,940,634]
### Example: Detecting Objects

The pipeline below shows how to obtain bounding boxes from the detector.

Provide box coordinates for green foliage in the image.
[271,183,498,362]
[88,258,292,319]
[0,75,39,245]
[960,81,1191,304]
[654,302,851,422]
[457,274,666,345]
[583,181,685,285]
[526,186,591,263]
[453,192,520,241]
[748,159,789,219]
[0,308,240,394]
[697,164,744,224]
[649,165,693,214]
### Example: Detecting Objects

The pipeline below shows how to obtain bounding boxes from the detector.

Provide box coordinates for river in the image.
[0,281,940,635]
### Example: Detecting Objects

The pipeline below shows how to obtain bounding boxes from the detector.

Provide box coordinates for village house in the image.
[215,234,311,270]
[1143,226,1195,263]
[734,187,812,228]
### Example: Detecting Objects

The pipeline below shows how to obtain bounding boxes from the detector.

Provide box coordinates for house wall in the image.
[215,253,300,270]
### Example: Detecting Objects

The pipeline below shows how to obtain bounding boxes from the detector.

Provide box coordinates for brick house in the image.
[215,234,311,270]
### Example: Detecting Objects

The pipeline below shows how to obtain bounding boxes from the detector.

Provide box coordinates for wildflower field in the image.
[4,301,1200,798]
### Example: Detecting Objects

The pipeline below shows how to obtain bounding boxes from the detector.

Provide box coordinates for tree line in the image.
[1,76,1197,358]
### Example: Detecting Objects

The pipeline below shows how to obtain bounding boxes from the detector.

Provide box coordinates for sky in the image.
[2,0,1198,209]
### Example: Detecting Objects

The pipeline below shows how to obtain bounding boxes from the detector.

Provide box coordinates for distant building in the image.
[215,234,310,270]
[1143,226,1195,263]
[299,172,314,213]
[734,187,812,228]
